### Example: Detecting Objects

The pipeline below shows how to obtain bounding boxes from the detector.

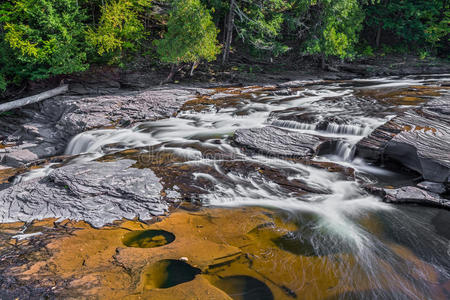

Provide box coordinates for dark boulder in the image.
[356,96,450,182]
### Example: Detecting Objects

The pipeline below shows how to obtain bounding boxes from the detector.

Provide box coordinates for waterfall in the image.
[8,77,449,300]
[325,123,371,136]
[335,140,357,161]
[271,119,317,130]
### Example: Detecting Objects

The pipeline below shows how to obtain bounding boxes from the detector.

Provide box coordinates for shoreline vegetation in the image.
[0,0,449,100]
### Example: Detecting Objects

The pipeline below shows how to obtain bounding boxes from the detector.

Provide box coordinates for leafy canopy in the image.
[364,0,449,55]
[298,0,365,59]
[233,0,292,56]
[0,0,448,92]
[86,0,152,62]
[155,0,220,64]
[2,0,89,79]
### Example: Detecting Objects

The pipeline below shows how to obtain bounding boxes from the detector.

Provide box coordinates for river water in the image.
[16,75,450,299]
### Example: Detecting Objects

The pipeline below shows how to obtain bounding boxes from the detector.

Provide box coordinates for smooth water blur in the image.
[16,76,450,299]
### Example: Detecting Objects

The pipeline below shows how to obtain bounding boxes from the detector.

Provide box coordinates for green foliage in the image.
[155,0,220,64]
[362,45,375,57]
[0,0,448,91]
[0,74,6,92]
[364,0,449,55]
[233,0,291,56]
[2,0,89,78]
[86,0,152,63]
[418,49,430,60]
[300,0,365,59]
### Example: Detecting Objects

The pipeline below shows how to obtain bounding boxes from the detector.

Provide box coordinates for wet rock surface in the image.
[0,160,171,227]
[0,87,208,168]
[417,181,447,194]
[0,76,450,299]
[381,186,450,208]
[1,206,448,299]
[357,95,450,182]
[234,126,332,158]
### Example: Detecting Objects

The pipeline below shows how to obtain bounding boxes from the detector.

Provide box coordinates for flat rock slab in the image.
[382,186,450,209]
[0,160,172,227]
[356,96,450,182]
[233,126,331,158]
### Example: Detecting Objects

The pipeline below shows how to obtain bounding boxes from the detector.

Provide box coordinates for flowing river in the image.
[12,75,450,299]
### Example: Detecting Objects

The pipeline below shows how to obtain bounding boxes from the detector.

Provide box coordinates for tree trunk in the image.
[375,23,382,48]
[0,85,69,113]
[160,64,186,85]
[320,54,326,70]
[222,0,236,65]
[189,61,199,77]
[160,64,177,85]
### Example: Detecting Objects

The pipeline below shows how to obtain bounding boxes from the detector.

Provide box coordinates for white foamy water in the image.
[10,77,450,299]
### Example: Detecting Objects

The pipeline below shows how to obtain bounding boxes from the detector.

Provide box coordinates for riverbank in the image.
[1,55,449,102]
[1,75,449,205]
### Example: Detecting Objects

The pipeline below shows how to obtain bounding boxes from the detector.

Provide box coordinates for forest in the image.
[0,1,450,299]
[0,0,448,91]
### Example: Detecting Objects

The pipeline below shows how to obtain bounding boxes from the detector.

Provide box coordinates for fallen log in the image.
[0,84,69,113]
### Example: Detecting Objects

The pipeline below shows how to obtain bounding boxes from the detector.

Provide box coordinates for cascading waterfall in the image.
[325,122,372,136]
[335,140,357,161]
[13,76,449,299]
[270,119,318,130]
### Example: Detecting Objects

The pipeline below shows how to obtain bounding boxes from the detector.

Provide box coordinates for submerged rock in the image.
[382,186,449,209]
[0,160,171,227]
[356,96,450,183]
[233,126,332,158]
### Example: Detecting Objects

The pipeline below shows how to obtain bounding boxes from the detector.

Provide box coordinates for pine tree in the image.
[155,0,220,82]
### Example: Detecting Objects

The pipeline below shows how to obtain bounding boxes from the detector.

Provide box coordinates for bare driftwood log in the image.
[0,84,69,113]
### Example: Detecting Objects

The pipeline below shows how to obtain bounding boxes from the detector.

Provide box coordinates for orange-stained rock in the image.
[0,206,446,299]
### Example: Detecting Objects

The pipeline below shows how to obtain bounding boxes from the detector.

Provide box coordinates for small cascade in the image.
[65,132,97,155]
[271,120,317,130]
[272,119,373,137]
[12,163,57,184]
[65,128,161,157]
[325,123,371,136]
[335,140,357,161]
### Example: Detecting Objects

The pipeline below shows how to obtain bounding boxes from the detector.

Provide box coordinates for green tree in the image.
[296,0,365,66]
[155,0,220,81]
[363,0,449,56]
[86,0,152,64]
[233,0,291,56]
[218,0,368,64]
[1,0,89,88]
[219,0,292,63]
[0,74,6,92]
